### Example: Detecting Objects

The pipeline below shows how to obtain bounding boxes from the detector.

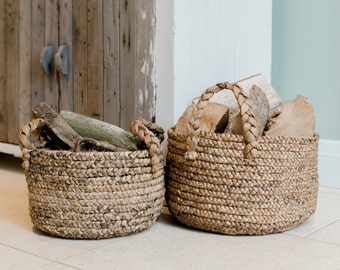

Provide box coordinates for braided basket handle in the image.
[130,119,164,172]
[19,118,45,170]
[184,82,260,160]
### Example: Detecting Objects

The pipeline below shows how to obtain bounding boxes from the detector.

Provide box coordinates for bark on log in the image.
[32,102,82,150]
[59,110,141,150]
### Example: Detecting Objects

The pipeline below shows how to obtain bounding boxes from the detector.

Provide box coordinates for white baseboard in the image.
[0,142,22,158]
[318,139,340,189]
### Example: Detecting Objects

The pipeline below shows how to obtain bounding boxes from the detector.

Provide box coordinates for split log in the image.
[59,110,141,150]
[225,85,269,136]
[264,95,315,137]
[201,74,281,117]
[32,102,82,150]
[175,102,229,135]
[248,84,269,136]
[237,74,281,116]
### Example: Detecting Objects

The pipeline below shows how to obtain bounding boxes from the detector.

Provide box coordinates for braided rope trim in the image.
[185,82,260,160]
[130,119,164,173]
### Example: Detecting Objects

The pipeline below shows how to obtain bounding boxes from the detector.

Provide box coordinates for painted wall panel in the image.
[156,0,273,128]
[272,0,340,140]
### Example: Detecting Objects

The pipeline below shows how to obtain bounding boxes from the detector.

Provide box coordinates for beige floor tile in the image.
[0,244,52,270]
[36,262,79,270]
[307,220,340,246]
[60,214,340,270]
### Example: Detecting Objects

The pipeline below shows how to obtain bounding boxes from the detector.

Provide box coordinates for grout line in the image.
[37,262,81,270]
[0,242,81,270]
[0,242,55,262]
[303,218,340,238]
[283,227,340,248]
[302,236,340,248]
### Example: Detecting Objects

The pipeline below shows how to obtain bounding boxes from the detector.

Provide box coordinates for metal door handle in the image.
[39,46,54,74]
[55,45,69,75]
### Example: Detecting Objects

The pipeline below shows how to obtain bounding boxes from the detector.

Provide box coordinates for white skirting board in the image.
[318,139,340,189]
[0,140,339,188]
[0,142,22,157]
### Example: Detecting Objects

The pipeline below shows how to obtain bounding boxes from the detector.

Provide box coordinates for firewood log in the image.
[264,95,315,137]
[32,102,82,150]
[248,84,269,136]
[175,102,229,135]
[201,74,281,117]
[225,85,269,136]
[59,110,141,150]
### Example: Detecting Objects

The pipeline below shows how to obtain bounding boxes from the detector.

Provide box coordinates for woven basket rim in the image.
[168,126,319,143]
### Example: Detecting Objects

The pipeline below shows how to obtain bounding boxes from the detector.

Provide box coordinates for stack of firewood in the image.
[175,74,315,138]
[30,102,163,152]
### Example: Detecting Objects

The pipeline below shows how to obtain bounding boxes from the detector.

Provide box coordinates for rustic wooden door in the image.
[0,0,156,145]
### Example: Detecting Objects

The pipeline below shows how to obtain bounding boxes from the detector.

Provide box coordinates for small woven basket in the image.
[166,82,319,235]
[19,118,165,239]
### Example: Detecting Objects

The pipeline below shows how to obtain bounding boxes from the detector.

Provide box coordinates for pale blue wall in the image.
[272,0,340,140]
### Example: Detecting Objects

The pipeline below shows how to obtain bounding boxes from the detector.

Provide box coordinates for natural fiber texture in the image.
[19,118,165,239]
[166,82,319,235]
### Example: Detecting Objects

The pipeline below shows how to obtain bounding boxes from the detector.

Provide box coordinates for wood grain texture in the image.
[18,0,32,130]
[135,0,156,122]
[103,0,120,125]
[31,0,45,109]
[6,0,20,143]
[44,0,58,111]
[0,0,7,141]
[1,0,156,147]
[73,0,88,116]
[120,0,136,130]
[58,0,73,111]
[87,0,104,120]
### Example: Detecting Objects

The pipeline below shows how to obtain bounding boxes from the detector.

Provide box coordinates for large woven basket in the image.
[19,118,165,239]
[166,82,319,235]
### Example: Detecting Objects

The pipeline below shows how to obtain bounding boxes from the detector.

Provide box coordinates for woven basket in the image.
[19,118,165,239]
[166,82,319,235]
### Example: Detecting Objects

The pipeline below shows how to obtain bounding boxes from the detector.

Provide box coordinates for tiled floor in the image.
[1,153,340,270]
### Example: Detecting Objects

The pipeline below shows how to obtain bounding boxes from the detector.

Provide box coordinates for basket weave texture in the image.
[19,119,165,239]
[166,82,319,235]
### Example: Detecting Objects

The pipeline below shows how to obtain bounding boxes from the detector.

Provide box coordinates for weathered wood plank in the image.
[58,0,73,111]
[0,0,7,142]
[73,0,88,116]
[31,0,45,108]
[103,0,120,125]
[18,0,32,131]
[119,0,136,130]
[135,0,156,122]
[6,0,20,143]
[87,0,104,120]
[44,0,59,111]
